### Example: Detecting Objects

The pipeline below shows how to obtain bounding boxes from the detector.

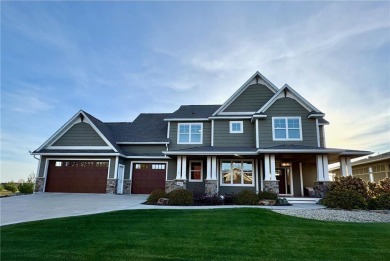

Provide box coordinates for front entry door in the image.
[276,168,292,195]
[116,165,125,194]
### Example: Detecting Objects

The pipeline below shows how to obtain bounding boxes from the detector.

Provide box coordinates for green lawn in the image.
[1,209,389,261]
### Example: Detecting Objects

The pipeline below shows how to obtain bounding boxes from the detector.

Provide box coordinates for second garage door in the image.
[132,163,166,194]
[45,160,108,193]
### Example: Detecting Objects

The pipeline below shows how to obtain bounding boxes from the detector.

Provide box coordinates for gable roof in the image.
[256,84,323,115]
[212,71,279,116]
[165,105,221,120]
[349,151,390,166]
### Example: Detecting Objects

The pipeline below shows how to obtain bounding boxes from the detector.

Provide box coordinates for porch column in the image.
[316,155,324,181]
[346,157,353,176]
[211,156,217,180]
[264,154,271,180]
[369,167,374,183]
[206,156,212,180]
[340,157,347,177]
[322,155,330,181]
[270,154,276,180]
[181,156,187,180]
[176,156,182,179]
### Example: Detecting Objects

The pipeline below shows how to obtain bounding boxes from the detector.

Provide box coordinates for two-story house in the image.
[32,72,371,196]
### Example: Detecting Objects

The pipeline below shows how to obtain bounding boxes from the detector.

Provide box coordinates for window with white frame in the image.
[220,160,254,186]
[178,123,203,144]
[272,117,302,140]
[230,121,243,133]
[189,161,203,181]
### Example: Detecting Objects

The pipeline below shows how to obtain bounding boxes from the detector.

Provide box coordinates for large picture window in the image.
[189,161,203,182]
[220,160,254,186]
[272,117,302,141]
[178,123,203,144]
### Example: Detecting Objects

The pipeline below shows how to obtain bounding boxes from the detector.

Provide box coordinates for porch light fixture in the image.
[280,162,291,167]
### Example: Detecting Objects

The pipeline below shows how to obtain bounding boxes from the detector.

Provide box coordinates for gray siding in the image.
[258,98,318,147]
[219,186,256,194]
[224,84,275,112]
[213,120,255,147]
[120,145,166,154]
[302,163,317,188]
[319,126,325,147]
[52,122,107,146]
[39,156,116,179]
[169,121,211,150]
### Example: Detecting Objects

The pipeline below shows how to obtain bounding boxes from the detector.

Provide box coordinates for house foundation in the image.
[165,180,187,193]
[34,177,45,193]
[106,179,117,194]
[263,180,279,194]
[313,181,332,198]
[205,180,218,196]
[123,180,131,194]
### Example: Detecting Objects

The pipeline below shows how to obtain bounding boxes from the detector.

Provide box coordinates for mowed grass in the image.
[1,209,389,261]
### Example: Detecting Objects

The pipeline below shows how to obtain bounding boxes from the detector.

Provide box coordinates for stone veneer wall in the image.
[165,180,187,193]
[34,177,45,192]
[263,180,279,194]
[106,179,117,194]
[205,180,218,196]
[123,180,131,194]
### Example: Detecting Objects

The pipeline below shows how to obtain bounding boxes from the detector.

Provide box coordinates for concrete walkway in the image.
[0,193,324,226]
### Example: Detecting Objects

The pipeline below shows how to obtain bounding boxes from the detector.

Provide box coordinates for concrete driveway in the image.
[0,193,148,226]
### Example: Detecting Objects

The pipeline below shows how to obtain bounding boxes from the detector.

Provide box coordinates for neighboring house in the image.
[32,71,371,196]
[330,152,390,183]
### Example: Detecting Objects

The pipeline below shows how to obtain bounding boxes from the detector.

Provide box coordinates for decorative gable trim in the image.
[212,71,279,116]
[36,110,118,152]
[256,84,322,115]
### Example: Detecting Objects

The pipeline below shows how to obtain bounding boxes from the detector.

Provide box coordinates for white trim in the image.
[47,146,111,150]
[181,156,187,180]
[116,142,169,145]
[255,119,259,148]
[167,122,170,139]
[270,155,276,180]
[116,164,125,194]
[42,157,112,192]
[127,156,168,159]
[211,156,217,180]
[176,156,182,179]
[219,159,255,187]
[33,153,121,156]
[316,155,324,181]
[212,71,279,116]
[257,84,321,114]
[252,114,267,119]
[259,159,263,191]
[299,162,304,196]
[316,119,320,147]
[177,123,203,144]
[164,118,209,122]
[308,113,325,118]
[188,160,204,182]
[209,116,252,120]
[255,159,259,193]
[264,154,270,180]
[229,121,244,133]
[164,151,257,156]
[206,156,212,180]
[218,112,255,115]
[258,149,343,153]
[36,156,42,178]
[129,161,169,186]
[114,156,119,179]
[272,117,303,141]
[211,120,214,146]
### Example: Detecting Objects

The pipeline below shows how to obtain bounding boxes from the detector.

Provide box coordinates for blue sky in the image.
[1,1,389,182]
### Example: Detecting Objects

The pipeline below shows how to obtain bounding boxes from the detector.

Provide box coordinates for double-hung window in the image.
[272,117,302,140]
[189,161,203,182]
[220,160,254,186]
[178,123,203,144]
[230,121,243,133]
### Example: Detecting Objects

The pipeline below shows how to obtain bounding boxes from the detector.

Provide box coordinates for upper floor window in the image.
[230,121,243,133]
[272,117,302,141]
[177,123,203,144]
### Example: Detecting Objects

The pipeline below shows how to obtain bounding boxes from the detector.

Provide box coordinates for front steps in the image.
[284,197,320,204]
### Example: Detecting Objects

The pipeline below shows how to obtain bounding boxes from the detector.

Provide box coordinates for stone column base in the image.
[313,181,333,198]
[34,177,45,193]
[205,180,218,196]
[165,180,187,193]
[263,180,279,194]
[123,180,131,194]
[106,179,117,194]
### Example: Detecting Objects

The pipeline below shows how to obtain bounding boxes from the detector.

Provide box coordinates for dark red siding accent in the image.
[131,163,166,194]
[45,160,108,193]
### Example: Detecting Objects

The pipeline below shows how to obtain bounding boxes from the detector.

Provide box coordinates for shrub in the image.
[275,198,291,206]
[17,182,34,194]
[146,189,167,204]
[329,176,368,199]
[0,184,3,191]
[222,193,236,205]
[322,189,366,210]
[193,193,223,206]
[234,190,259,205]
[258,191,278,200]
[368,178,390,197]
[167,189,193,206]
[3,182,17,193]
[376,193,390,210]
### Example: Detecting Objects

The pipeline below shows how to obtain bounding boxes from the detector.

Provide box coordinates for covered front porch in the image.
[164,146,371,197]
